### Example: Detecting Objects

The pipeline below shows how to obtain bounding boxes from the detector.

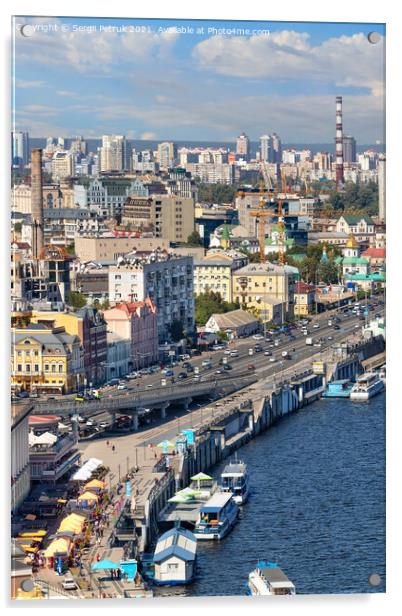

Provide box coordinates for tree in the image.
[186,231,203,246]
[197,183,239,204]
[317,259,340,285]
[13,222,22,233]
[194,291,240,326]
[66,243,76,256]
[170,319,185,342]
[67,291,87,310]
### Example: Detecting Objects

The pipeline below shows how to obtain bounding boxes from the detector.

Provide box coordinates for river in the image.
[156,392,385,597]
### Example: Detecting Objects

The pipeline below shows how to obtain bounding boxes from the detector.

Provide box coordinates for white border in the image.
[1,1,400,614]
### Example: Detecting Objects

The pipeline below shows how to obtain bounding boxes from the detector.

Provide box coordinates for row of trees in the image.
[197,183,239,204]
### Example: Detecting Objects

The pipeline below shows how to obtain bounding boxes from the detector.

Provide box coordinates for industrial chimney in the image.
[335,96,344,189]
[30,148,44,259]
[378,154,386,222]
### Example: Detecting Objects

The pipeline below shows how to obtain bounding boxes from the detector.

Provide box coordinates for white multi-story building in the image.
[11,184,31,214]
[12,131,30,166]
[100,135,129,172]
[157,142,176,170]
[108,252,195,342]
[11,403,31,513]
[51,151,74,180]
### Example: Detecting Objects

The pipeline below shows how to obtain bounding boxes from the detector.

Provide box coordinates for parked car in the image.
[62,575,78,591]
[117,383,128,390]
[99,421,109,429]
[163,369,174,377]
[86,419,97,427]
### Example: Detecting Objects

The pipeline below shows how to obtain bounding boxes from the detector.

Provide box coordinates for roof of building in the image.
[341,214,374,225]
[153,527,196,563]
[342,257,369,264]
[235,262,297,276]
[345,234,359,249]
[201,492,233,512]
[206,309,258,329]
[43,208,91,220]
[295,281,316,294]
[362,247,386,258]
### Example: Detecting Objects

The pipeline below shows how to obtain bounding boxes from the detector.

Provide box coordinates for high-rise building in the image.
[335,96,344,188]
[12,131,29,166]
[100,135,129,172]
[51,151,74,180]
[378,154,386,222]
[260,135,271,162]
[157,142,177,170]
[271,133,282,164]
[236,132,250,159]
[343,135,356,163]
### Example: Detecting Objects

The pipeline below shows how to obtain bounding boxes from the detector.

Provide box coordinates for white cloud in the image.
[15,79,45,88]
[56,90,77,97]
[140,131,157,140]
[192,31,384,96]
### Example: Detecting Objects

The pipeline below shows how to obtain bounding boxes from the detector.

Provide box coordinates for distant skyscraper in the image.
[378,154,386,221]
[100,135,129,172]
[260,135,271,162]
[12,131,29,166]
[335,96,344,188]
[236,132,250,158]
[157,142,177,170]
[343,135,356,163]
[271,133,282,164]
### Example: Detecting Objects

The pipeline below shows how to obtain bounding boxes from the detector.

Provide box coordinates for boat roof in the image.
[221,463,247,477]
[258,565,295,588]
[200,492,233,513]
[330,379,351,385]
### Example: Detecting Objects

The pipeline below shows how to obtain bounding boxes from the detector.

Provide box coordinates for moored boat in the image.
[194,492,238,540]
[248,561,296,596]
[322,379,353,398]
[350,372,385,401]
[220,459,250,505]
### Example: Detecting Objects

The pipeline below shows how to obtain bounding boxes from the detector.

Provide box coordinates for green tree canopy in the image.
[186,231,203,246]
[67,291,87,310]
[195,291,240,326]
[197,183,239,204]
[170,319,185,342]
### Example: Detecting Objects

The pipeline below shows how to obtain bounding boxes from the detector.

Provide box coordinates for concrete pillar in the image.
[182,397,192,411]
[160,404,168,419]
[111,413,116,426]
[131,413,139,431]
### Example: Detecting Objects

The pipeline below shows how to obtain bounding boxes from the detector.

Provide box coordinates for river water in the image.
[157,392,386,597]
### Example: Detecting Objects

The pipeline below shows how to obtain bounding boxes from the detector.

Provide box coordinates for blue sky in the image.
[12,16,385,142]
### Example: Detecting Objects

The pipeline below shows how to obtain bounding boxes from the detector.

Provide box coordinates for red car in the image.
[247,364,255,371]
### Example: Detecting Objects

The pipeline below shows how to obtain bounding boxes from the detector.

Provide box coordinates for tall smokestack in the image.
[335,96,344,189]
[378,154,386,221]
[30,148,44,259]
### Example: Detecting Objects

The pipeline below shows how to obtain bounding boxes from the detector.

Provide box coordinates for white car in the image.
[117,383,128,390]
[269,357,277,362]
[313,324,320,329]
[99,421,108,429]
[253,334,264,340]
[62,576,78,591]
[86,419,96,427]
[230,350,239,357]
[224,349,232,355]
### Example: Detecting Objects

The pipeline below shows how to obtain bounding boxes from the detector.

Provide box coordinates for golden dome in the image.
[346,234,359,249]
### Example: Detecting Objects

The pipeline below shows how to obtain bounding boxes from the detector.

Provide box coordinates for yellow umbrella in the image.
[44,538,71,557]
[84,479,105,491]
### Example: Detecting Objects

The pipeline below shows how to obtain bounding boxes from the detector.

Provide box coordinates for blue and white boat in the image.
[153,526,197,585]
[350,372,385,401]
[194,492,238,540]
[220,459,250,505]
[248,561,296,596]
[322,379,353,398]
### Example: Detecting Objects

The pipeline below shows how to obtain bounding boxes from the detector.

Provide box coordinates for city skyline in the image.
[12,17,385,142]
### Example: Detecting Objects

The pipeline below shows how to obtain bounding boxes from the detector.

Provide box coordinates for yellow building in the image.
[11,323,84,394]
[194,250,248,302]
[232,262,298,323]
[294,282,316,316]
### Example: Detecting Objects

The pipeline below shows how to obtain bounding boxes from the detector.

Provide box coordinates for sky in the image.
[12,16,386,143]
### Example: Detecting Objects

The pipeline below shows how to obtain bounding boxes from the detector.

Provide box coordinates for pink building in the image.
[103,298,158,370]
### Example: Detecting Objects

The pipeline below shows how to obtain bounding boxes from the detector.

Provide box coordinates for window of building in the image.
[45,364,49,372]
[26,364,31,372]
[167,563,179,570]
[58,364,63,373]
[52,364,56,373]
[17,364,22,372]
[34,364,39,372]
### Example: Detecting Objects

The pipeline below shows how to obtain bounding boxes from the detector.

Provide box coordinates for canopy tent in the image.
[70,458,103,482]
[58,513,86,535]
[190,472,213,489]
[18,530,47,538]
[91,559,120,571]
[84,479,106,492]
[29,431,58,446]
[44,537,72,558]
[77,491,99,507]
[168,494,193,503]
[157,440,175,454]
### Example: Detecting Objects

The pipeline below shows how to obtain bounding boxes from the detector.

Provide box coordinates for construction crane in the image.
[248,161,277,263]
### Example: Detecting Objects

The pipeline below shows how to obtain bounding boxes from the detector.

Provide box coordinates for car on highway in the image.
[99,421,109,429]
[253,334,264,340]
[185,365,194,373]
[354,324,360,329]
[247,364,255,371]
[146,383,153,388]
[191,349,201,356]
[264,350,272,356]
[327,336,333,340]
[71,414,85,423]
[223,364,232,371]
[333,324,340,330]
[269,357,277,362]
[75,394,88,402]
[215,369,223,374]
[62,575,78,591]
[86,419,97,427]
[117,383,128,390]
[162,369,174,377]
[313,342,322,348]
[313,324,320,329]
[254,345,263,353]
[202,359,212,368]
[224,349,232,355]
[108,378,120,386]
[375,312,381,318]
[182,361,193,369]
[230,350,239,357]
[178,372,188,380]
[288,334,296,341]
[211,344,225,351]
